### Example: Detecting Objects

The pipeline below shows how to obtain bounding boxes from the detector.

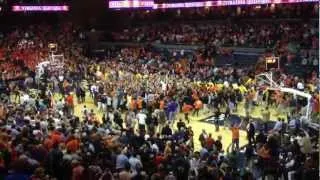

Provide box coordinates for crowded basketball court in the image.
[0,1,318,180]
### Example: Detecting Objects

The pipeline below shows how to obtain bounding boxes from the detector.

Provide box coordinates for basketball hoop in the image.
[265,56,280,70]
[255,72,279,89]
[48,43,57,53]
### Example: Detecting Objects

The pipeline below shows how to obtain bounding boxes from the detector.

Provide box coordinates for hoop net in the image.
[50,54,64,71]
[255,72,280,90]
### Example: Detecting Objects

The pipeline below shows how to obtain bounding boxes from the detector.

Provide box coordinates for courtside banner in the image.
[12,5,69,12]
[109,0,318,9]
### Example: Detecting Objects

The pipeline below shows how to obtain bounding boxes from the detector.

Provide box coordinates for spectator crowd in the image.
[113,21,318,50]
[0,3,318,180]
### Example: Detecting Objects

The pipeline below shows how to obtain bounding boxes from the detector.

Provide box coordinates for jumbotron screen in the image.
[108,0,318,9]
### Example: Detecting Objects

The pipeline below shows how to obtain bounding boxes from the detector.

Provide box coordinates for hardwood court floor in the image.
[71,94,285,151]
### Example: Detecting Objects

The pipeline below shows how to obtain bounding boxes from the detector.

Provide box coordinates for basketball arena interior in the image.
[0,0,319,180]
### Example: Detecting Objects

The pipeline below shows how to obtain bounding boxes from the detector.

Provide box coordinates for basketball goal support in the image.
[255,72,312,122]
[35,43,65,83]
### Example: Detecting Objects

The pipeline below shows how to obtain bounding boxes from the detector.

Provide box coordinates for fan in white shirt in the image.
[107,96,112,107]
[108,112,114,122]
[40,121,48,135]
[151,143,159,153]
[161,81,167,92]
[297,82,304,90]
[58,75,64,82]
[137,111,147,126]
[129,155,143,174]
[90,85,97,93]
[22,93,30,104]
[53,118,62,129]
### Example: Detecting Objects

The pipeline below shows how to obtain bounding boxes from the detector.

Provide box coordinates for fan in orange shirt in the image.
[129,98,137,111]
[230,120,242,151]
[50,131,63,145]
[310,93,319,121]
[66,138,80,153]
[66,94,74,107]
[65,94,74,115]
[182,103,193,124]
[193,99,203,117]
[43,138,54,151]
[159,99,165,110]
[209,84,218,93]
